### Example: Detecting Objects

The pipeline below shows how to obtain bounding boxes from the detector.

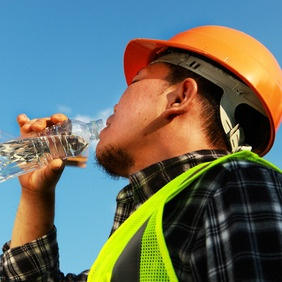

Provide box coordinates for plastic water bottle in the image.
[0,119,104,183]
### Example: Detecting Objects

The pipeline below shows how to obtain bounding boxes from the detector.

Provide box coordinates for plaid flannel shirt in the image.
[0,150,282,281]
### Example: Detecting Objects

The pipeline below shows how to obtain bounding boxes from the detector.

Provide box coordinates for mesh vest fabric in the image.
[87,151,281,282]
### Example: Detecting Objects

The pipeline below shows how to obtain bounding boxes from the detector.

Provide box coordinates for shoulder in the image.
[190,160,282,282]
[195,158,282,222]
[164,157,281,228]
[197,157,282,194]
[166,157,281,213]
[186,157,282,218]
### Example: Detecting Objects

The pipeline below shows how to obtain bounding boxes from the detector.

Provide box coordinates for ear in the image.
[163,78,198,120]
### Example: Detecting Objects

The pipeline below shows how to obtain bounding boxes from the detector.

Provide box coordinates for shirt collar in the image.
[116,150,228,208]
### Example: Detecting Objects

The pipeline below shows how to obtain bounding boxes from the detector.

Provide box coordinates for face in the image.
[96,63,172,177]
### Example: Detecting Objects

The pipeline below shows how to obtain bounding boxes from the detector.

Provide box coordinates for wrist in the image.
[21,184,56,198]
[10,187,55,248]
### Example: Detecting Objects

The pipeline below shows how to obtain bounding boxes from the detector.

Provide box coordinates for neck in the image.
[127,133,213,176]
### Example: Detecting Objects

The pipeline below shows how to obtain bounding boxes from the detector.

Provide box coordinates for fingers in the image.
[20,118,50,136]
[49,159,65,174]
[50,113,68,124]
[17,114,30,127]
[17,113,69,136]
[31,119,48,132]
[20,159,65,192]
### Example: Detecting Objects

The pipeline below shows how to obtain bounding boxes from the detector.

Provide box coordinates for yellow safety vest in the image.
[87,151,281,282]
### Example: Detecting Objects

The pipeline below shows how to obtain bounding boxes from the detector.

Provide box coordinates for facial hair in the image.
[95,144,135,178]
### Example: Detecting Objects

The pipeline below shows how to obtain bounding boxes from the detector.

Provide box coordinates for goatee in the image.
[96,145,135,178]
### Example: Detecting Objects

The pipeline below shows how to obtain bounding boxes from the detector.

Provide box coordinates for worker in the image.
[0,25,282,281]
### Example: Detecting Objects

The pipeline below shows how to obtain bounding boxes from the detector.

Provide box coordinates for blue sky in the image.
[0,0,281,275]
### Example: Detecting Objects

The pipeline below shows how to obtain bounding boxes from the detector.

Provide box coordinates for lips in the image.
[106,115,114,127]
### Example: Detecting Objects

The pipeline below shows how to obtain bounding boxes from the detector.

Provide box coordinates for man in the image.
[0,25,282,281]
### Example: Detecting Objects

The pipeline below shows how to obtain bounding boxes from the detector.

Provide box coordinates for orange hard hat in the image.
[124,25,282,156]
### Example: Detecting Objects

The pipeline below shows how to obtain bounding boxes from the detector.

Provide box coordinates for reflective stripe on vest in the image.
[87,151,281,282]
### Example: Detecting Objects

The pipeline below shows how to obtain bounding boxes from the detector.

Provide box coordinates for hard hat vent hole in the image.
[236,89,243,95]
[189,61,201,70]
[235,104,270,154]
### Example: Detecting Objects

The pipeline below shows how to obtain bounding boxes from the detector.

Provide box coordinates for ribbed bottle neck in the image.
[87,119,104,140]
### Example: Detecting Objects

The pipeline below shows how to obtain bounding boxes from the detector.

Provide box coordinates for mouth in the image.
[106,115,114,127]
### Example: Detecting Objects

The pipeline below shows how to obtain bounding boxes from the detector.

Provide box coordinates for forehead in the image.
[133,62,171,80]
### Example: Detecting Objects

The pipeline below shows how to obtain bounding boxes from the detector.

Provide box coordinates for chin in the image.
[95,141,105,161]
[95,143,135,178]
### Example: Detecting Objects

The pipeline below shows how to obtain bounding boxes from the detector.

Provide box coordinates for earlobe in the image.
[163,78,198,120]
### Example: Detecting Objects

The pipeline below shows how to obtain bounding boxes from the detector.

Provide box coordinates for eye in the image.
[130,79,139,85]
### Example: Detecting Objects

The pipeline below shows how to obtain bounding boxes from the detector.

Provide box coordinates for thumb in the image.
[43,159,65,187]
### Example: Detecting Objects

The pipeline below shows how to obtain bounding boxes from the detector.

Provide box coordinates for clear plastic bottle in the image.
[0,119,104,183]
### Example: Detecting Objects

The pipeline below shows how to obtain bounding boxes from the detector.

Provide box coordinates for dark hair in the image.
[155,49,228,149]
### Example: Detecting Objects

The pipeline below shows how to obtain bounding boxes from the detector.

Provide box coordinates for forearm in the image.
[1,226,89,281]
[10,189,55,248]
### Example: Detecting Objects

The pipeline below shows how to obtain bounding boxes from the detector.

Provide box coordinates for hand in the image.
[17,113,68,194]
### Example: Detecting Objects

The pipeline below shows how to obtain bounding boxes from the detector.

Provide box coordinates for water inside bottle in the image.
[0,135,88,182]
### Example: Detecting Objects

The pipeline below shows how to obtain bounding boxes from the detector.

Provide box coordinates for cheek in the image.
[98,110,139,147]
[98,82,167,148]
[115,97,149,126]
[98,107,151,152]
